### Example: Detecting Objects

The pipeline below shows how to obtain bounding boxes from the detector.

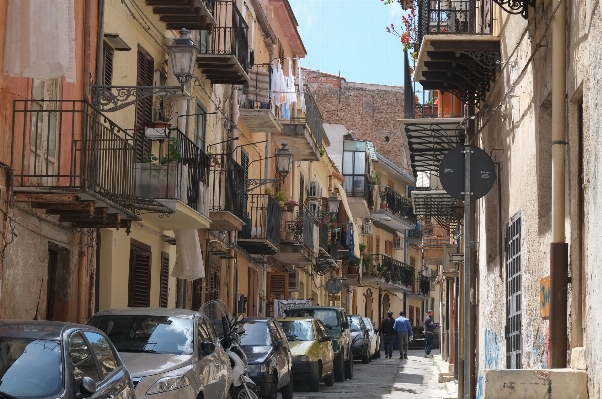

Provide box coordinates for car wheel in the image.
[323,371,335,387]
[233,385,260,399]
[334,352,345,382]
[309,364,321,392]
[263,375,277,399]
[280,372,294,399]
[345,353,354,379]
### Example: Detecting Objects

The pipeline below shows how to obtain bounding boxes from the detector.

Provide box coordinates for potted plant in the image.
[359,243,367,255]
[207,151,222,167]
[136,137,182,199]
[380,189,388,210]
[271,189,287,208]
[368,173,381,186]
[285,198,298,212]
[347,257,360,274]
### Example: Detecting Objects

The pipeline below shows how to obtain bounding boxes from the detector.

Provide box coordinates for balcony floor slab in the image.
[276,123,320,161]
[272,243,315,265]
[208,211,244,231]
[143,199,211,230]
[239,109,282,133]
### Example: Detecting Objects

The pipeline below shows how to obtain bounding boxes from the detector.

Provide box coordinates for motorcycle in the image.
[201,300,259,399]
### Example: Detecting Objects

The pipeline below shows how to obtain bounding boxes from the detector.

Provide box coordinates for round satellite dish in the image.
[325,278,342,294]
[439,145,496,201]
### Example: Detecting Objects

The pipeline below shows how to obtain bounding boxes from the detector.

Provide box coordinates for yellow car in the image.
[276,317,335,392]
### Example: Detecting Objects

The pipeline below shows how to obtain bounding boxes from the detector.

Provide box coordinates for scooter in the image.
[201,300,258,399]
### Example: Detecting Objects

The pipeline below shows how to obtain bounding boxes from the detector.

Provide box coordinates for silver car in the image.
[0,320,135,399]
[87,308,231,399]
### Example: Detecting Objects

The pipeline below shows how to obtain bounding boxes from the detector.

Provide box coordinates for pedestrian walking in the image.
[380,311,396,359]
[424,309,439,358]
[393,311,411,359]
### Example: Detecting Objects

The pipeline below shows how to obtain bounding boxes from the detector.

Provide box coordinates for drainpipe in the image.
[84,0,92,100]
[549,0,568,369]
[93,0,105,107]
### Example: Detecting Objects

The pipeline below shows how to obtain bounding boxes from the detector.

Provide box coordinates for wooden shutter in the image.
[103,46,114,86]
[134,46,154,163]
[299,174,305,208]
[159,252,169,308]
[128,240,152,307]
[267,272,288,317]
[376,235,380,255]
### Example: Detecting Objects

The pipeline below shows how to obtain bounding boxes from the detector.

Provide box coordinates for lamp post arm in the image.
[92,85,182,112]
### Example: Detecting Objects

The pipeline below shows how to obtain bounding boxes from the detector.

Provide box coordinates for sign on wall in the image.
[540,276,550,318]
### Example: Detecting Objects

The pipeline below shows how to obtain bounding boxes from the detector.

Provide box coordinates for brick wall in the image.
[304,69,411,171]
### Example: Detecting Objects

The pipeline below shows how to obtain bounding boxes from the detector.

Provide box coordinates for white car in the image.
[363,317,381,359]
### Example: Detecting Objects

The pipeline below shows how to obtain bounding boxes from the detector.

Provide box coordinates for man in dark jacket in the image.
[380,311,396,358]
[424,310,439,358]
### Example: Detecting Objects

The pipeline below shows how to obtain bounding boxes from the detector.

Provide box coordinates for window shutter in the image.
[159,252,169,307]
[128,240,152,307]
[299,174,305,208]
[103,46,114,86]
[135,46,154,163]
[267,272,288,316]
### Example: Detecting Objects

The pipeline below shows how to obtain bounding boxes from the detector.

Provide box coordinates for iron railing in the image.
[11,100,136,212]
[284,206,319,254]
[417,0,493,47]
[344,175,374,210]
[380,186,415,220]
[417,275,431,296]
[208,155,244,219]
[202,0,216,15]
[407,227,423,240]
[413,90,464,118]
[242,64,273,111]
[279,89,324,151]
[239,194,281,248]
[202,1,248,71]
[372,254,416,287]
[135,128,210,215]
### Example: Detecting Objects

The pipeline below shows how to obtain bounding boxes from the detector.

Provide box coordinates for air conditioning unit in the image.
[308,200,321,216]
[361,221,372,235]
[394,236,403,249]
[308,180,322,199]
[288,270,300,291]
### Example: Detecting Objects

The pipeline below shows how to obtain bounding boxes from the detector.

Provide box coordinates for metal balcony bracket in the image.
[92,85,183,113]
[492,0,535,19]
[245,178,282,192]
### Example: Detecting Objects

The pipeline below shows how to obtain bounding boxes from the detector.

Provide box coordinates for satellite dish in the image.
[325,278,342,294]
[439,145,496,201]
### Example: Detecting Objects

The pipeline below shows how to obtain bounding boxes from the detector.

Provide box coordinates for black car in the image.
[0,320,135,399]
[240,317,293,399]
[349,315,371,364]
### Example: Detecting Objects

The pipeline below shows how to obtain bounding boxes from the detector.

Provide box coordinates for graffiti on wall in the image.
[477,328,501,399]
[525,327,549,369]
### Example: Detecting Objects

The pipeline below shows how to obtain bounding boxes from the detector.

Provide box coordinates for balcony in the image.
[342,175,375,219]
[238,194,281,255]
[407,226,423,245]
[371,186,415,231]
[408,275,431,298]
[414,0,499,104]
[197,1,248,85]
[135,128,211,230]
[11,100,139,231]
[273,208,320,265]
[362,254,415,292]
[412,91,464,119]
[146,0,216,31]
[238,64,282,133]
[208,155,245,231]
[275,90,324,161]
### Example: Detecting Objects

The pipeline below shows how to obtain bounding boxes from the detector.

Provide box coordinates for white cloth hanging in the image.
[4,0,76,82]
[298,63,306,113]
[172,229,205,280]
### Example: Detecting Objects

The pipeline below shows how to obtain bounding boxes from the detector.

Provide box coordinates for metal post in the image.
[463,144,471,399]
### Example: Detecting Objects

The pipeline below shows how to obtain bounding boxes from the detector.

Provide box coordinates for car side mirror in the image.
[200,341,216,355]
[80,376,97,397]
[341,321,349,329]
[320,335,332,343]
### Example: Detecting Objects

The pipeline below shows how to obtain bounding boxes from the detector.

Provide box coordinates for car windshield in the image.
[0,338,62,397]
[284,309,339,330]
[88,315,193,355]
[363,318,373,331]
[349,316,362,332]
[278,321,314,341]
[240,322,271,346]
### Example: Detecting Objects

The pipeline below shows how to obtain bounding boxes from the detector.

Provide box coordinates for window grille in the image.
[505,213,522,369]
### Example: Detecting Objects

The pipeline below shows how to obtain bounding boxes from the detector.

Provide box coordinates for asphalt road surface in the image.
[289,349,450,399]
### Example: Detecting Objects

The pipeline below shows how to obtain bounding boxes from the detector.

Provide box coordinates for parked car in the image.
[276,317,334,392]
[0,319,135,399]
[239,317,293,399]
[282,306,352,382]
[349,315,371,364]
[87,308,232,399]
[362,317,381,359]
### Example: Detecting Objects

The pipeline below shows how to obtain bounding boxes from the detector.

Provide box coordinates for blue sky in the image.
[288,0,406,86]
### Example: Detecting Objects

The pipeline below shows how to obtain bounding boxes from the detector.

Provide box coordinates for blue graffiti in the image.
[541,285,550,310]
[476,375,484,399]
[484,329,500,369]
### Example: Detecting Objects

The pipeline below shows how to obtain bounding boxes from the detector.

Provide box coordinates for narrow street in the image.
[290,350,454,399]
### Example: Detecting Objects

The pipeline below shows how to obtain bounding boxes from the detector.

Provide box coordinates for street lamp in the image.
[452,200,465,220]
[168,28,197,92]
[328,192,340,214]
[275,142,293,179]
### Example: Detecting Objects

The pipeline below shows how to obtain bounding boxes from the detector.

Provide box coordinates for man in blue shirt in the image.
[393,311,413,359]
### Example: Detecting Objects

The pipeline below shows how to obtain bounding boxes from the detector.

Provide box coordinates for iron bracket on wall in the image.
[492,0,535,19]
[92,85,183,112]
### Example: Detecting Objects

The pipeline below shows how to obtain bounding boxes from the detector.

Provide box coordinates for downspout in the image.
[549,0,568,369]
[94,0,105,107]
[230,85,240,313]
[84,0,92,100]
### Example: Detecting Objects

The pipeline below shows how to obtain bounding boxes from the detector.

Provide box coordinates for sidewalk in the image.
[432,353,458,399]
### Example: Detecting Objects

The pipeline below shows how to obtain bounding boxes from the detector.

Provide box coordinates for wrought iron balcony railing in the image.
[241,64,273,111]
[343,175,375,210]
[379,186,415,220]
[208,155,244,220]
[370,254,416,287]
[418,275,431,296]
[407,227,423,240]
[279,89,324,151]
[239,194,281,248]
[135,128,210,215]
[198,0,248,73]
[417,0,493,49]
[11,100,136,212]
[284,207,320,254]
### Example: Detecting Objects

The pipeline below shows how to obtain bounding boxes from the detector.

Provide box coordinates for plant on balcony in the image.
[359,243,367,255]
[368,173,381,186]
[285,198,298,212]
[380,189,388,210]
[346,257,361,274]
[272,189,287,207]
[137,137,182,199]
[207,151,221,166]
[362,254,375,276]
[145,137,181,165]
[384,1,419,62]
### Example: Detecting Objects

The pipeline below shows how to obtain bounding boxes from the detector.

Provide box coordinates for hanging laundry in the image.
[298,62,306,113]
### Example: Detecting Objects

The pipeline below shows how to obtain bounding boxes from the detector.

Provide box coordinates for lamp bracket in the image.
[92,85,183,112]
[245,178,285,192]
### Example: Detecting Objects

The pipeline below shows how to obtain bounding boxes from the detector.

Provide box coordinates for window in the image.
[367,235,373,254]
[376,235,380,255]
[299,174,305,208]
[342,140,368,197]
[30,78,60,182]
[134,45,154,162]
[69,333,100,392]
[128,240,151,307]
[103,46,114,86]
[506,213,522,369]
[194,102,207,151]
[82,332,117,377]
[159,252,169,308]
